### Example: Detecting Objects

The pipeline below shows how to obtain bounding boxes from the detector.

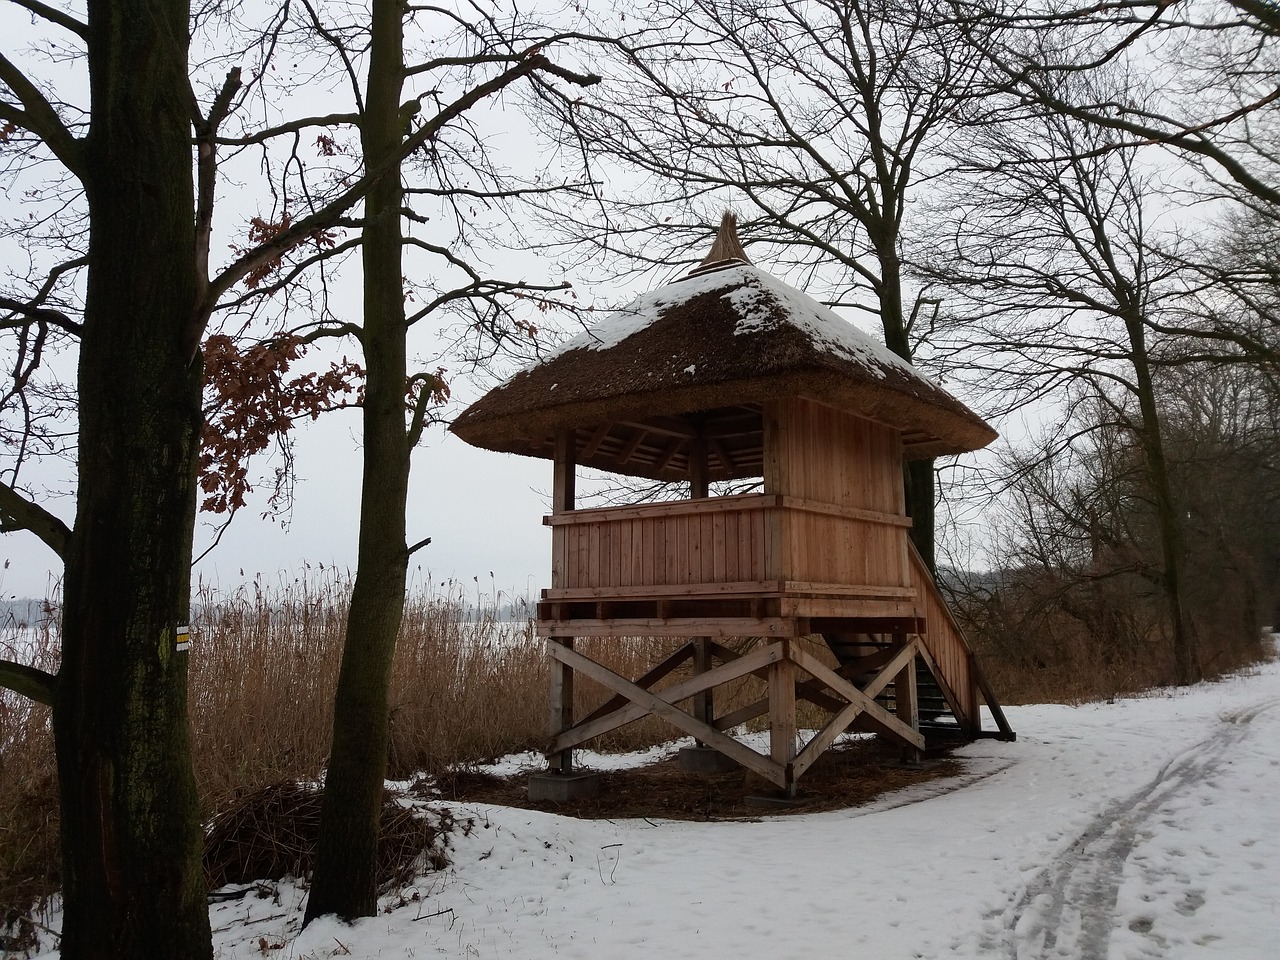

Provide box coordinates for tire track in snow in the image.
[994,696,1280,959]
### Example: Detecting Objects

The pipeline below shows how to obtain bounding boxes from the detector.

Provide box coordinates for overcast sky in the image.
[0,2,1003,606]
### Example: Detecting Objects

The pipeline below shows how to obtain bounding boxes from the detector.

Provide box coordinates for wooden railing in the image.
[907,543,976,728]
[544,493,913,598]
[906,544,1015,739]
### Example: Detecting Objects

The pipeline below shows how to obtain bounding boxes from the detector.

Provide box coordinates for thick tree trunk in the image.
[305,0,409,923]
[53,2,212,957]
[904,459,936,573]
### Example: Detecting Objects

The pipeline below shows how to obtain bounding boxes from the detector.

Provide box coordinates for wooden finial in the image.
[697,212,752,267]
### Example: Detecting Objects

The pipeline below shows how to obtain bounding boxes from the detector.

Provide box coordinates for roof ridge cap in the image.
[694,211,752,269]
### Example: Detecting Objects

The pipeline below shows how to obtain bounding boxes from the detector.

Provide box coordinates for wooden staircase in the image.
[823,545,1014,747]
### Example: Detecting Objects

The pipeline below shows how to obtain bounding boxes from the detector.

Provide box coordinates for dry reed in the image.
[0,569,837,924]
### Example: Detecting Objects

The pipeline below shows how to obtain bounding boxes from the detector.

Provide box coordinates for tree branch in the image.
[0,659,56,706]
[0,295,82,335]
[198,52,599,353]
[192,67,244,331]
[211,112,361,147]
[8,0,86,38]
[0,52,82,175]
[0,480,70,557]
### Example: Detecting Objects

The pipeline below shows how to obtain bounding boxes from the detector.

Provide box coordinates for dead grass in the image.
[0,572,842,924]
[0,606,60,945]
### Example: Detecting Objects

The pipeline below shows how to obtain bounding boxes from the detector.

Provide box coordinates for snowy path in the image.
[30,652,1280,959]
[243,656,1280,960]
[993,694,1280,959]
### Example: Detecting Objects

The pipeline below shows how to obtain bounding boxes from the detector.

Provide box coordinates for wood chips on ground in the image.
[425,738,962,821]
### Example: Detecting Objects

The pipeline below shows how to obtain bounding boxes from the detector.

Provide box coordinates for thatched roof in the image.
[451,215,995,480]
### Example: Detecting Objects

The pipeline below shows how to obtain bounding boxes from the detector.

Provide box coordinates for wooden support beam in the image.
[548,641,786,753]
[895,646,921,764]
[790,646,925,751]
[830,647,903,677]
[654,437,683,474]
[542,579,779,601]
[693,636,713,738]
[577,642,695,726]
[769,640,798,795]
[580,422,612,460]
[708,436,736,474]
[618,416,697,440]
[762,399,785,496]
[970,653,1016,740]
[539,617,802,638]
[542,493,778,525]
[720,641,920,779]
[689,432,709,499]
[547,641,787,786]
[713,673,849,732]
[552,429,576,515]
[617,427,648,466]
[547,638,575,773]
[791,699,866,782]
[913,640,971,731]
[860,639,919,702]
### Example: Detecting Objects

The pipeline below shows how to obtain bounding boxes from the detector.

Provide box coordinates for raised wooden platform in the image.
[539,545,1014,796]
[532,398,1012,796]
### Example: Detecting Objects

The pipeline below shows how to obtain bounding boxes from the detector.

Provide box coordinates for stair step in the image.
[823,631,972,742]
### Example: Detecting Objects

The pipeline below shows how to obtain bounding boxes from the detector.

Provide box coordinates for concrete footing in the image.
[527,771,601,802]
[678,746,741,774]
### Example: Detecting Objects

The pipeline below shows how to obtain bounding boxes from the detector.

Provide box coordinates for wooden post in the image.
[769,639,798,797]
[761,399,788,585]
[549,429,577,773]
[894,638,920,765]
[693,636,713,740]
[548,638,575,774]
[553,429,576,515]
[969,663,983,737]
[689,426,714,738]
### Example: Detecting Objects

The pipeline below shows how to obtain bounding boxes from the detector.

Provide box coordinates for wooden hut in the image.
[452,214,1013,798]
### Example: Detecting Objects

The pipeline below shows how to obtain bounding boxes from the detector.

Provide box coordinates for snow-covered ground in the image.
[36,646,1280,958]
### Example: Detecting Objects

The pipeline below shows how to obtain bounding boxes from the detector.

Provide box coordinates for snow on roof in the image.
[544,262,912,383]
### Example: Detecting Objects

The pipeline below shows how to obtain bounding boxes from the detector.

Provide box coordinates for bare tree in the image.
[958,0,1280,206]
[920,62,1222,683]
[247,2,599,924]
[0,0,595,951]
[534,0,999,571]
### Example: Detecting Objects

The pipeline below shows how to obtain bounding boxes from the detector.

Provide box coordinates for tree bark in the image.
[53,1,212,957]
[1124,311,1201,685]
[875,232,938,574]
[304,0,410,923]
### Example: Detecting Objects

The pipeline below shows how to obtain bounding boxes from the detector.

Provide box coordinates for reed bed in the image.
[0,569,834,924]
[0,605,60,939]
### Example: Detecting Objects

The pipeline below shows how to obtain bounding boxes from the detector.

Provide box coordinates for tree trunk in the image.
[876,232,938,574]
[305,0,410,923]
[1124,312,1201,685]
[904,459,936,573]
[53,2,212,957]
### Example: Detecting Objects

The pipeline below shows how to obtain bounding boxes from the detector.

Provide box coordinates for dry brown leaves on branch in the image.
[200,334,364,515]
[231,214,340,290]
